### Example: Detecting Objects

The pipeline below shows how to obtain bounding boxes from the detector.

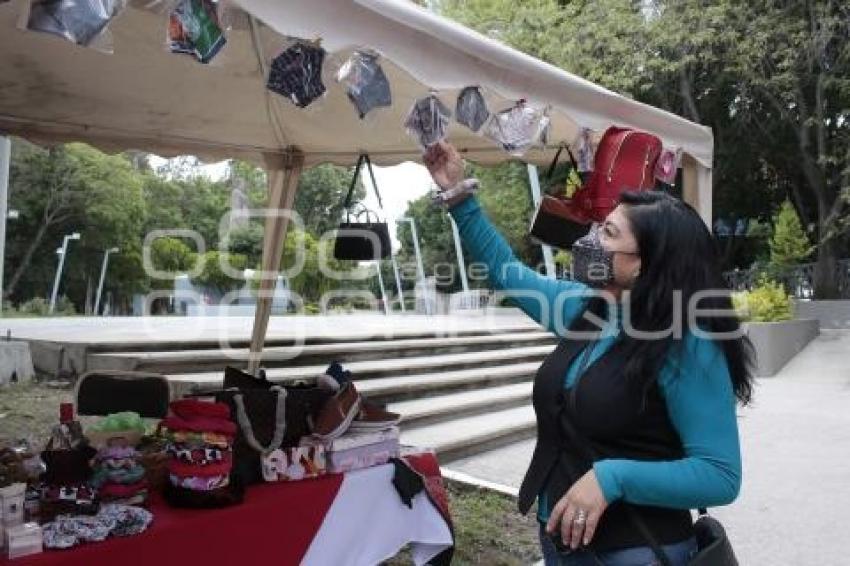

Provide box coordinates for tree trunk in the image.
[813,233,840,299]
[3,222,51,299]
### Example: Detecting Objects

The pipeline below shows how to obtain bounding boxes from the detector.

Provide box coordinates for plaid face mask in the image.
[267,41,327,108]
[571,224,615,288]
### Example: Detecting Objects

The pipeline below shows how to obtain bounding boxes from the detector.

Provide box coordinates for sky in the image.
[148,156,435,251]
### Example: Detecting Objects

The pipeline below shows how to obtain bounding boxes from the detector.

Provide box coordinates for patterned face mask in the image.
[455,86,490,133]
[267,41,327,108]
[482,101,549,156]
[28,0,124,47]
[337,50,392,118]
[404,93,452,149]
[571,224,615,288]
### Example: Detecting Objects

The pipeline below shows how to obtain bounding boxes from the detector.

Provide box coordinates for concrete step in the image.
[87,332,556,374]
[166,345,554,396]
[82,325,543,353]
[400,405,537,463]
[354,362,540,404]
[390,382,533,427]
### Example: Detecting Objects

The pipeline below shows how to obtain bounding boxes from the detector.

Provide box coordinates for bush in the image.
[733,279,792,322]
[18,297,49,316]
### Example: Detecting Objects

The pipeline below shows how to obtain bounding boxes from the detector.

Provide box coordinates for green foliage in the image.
[148,237,196,290]
[17,297,50,316]
[733,279,792,323]
[294,164,364,236]
[190,251,247,295]
[769,200,812,268]
[224,222,264,267]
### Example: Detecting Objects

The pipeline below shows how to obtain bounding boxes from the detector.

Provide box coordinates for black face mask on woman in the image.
[570,224,616,288]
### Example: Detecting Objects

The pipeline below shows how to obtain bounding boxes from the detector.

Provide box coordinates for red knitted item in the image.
[167,458,233,479]
[170,399,232,421]
[161,415,236,437]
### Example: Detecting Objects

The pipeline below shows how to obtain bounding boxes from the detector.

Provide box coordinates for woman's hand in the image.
[546,469,608,549]
[423,141,465,190]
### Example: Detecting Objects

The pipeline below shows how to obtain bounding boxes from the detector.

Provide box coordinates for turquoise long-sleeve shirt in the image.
[448,196,741,521]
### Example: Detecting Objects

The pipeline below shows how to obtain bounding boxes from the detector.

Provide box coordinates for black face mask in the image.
[570,225,615,288]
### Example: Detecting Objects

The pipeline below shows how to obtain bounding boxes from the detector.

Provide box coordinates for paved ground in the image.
[447,330,850,565]
[0,311,537,345]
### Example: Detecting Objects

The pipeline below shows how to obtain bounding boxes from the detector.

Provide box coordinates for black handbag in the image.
[557,392,738,566]
[334,153,391,261]
[213,367,332,485]
[529,143,591,250]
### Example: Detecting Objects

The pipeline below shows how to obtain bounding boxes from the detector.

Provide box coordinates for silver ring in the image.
[573,509,588,525]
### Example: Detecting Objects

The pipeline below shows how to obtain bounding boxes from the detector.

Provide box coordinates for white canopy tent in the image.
[0,0,714,372]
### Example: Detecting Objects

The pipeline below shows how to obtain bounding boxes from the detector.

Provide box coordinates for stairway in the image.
[86,326,553,463]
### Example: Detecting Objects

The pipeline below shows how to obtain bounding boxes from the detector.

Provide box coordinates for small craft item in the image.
[89,440,148,506]
[41,504,151,550]
[27,0,125,48]
[655,146,682,185]
[160,399,243,508]
[168,0,227,64]
[267,40,327,108]
[337,50,392,118]
[482,100,549,156]
[86,411,147,448]
[5,522,42,560]
[404,93,452,149]
[301,427,399,474]
[455,86,490,133]
[261,445,326,482]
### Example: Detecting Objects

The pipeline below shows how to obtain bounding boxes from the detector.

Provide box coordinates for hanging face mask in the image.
[570,224,615,288]
[483,101,548,157]
[404,93,452,149]
[336,50,391,118]
[267,41,327,108]
[455,86,490,133]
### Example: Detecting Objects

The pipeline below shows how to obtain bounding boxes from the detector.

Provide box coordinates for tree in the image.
[191,251,247,295]
[441,1,850,296]
[770,200,813,269]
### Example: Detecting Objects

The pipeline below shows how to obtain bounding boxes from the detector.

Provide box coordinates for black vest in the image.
[518,334,695,552]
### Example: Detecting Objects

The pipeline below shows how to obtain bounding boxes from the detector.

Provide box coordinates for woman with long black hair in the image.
[424,141,753,566]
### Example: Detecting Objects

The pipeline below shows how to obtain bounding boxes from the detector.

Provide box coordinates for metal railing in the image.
[723,259,850,299]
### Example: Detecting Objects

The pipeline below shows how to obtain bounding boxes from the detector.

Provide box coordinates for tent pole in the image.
[682,154,712,230]
[248,150,304,375]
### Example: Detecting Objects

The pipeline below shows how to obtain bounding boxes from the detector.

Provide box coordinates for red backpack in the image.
[569,126,662,222]
[529,126,663,249]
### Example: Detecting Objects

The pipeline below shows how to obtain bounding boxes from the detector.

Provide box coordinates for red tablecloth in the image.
[2,454,454,566]
[2,474,343,566]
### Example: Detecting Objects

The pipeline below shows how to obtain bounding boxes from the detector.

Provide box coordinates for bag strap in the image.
[545,142,580,180]
[342,153,384,211]
[231,387,288,454]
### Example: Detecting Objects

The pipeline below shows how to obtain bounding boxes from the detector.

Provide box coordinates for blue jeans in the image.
[539,525,697,566]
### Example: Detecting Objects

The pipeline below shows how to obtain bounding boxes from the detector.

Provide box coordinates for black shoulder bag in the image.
[557,394,738,566]
[334,153,391,261]
[529,142,591,250]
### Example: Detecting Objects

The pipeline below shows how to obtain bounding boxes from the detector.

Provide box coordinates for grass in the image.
[382,483,541,565]
[1,382,542,564]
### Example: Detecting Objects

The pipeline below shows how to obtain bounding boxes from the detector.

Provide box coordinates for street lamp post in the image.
[390,255,406,313]
[448,215,469,293]
[49,232,80,314]
[0,137,10,313]
[94,247,119,316]
[396,217,431,315]
[526,164,556,278]
[374,261,389,315]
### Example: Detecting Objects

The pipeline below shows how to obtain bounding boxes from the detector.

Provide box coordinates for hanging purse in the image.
[334,154,391,261]
[529,143,591,250]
